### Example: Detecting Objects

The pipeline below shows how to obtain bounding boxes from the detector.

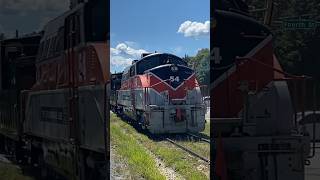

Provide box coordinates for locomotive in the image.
[0,0,109,180]
[113,53,206,134]
[212,1,312,180]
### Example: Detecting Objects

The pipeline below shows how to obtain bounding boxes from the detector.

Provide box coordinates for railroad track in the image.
[186,133,210,144]
[115,113,210,163]
[166,137,210,164]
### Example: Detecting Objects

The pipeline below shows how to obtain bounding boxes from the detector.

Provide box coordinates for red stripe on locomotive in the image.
[212,36,284,118]
[120,73,199,99]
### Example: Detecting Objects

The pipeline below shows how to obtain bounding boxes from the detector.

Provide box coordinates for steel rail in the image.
[186,133,210,144]
[166,137,210,164]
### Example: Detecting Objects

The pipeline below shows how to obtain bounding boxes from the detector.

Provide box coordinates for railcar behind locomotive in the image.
[116,53,206,134]
[110,72,123,112]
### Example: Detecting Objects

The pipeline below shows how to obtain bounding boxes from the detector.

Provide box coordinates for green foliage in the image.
[184,48,210,86]
[111,113,209,180]
[0,163,34,180]
[111,114,166,180]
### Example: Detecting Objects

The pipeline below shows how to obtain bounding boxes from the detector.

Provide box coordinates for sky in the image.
[111,0,210,73]
[0,0,69,37]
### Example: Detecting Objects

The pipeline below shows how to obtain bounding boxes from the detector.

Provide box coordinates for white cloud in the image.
[178,20,210,38]
[111,56,133,67]
[113,43,148,58]
[111,42,148,72]
[110,47,121,55]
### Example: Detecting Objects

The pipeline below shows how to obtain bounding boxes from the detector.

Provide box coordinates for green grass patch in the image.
[0,162,34,180]
[151,144,208,180]
[111,116,166,180]
[202,121,210,137]
[179,141,210,159]
[111,113,209,180]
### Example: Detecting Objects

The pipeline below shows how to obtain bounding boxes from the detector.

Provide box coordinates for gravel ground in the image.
[144,143,185,180]
[111,136,185,180]
[110,145,134,180]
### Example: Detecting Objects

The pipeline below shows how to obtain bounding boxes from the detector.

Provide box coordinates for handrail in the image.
[235,56,311,80]
[234,56,316,137]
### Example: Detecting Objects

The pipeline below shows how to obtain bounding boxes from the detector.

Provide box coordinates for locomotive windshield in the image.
[136,54,187,74]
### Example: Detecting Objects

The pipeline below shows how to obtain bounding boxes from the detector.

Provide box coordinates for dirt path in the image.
[110,145,139,180]
[142,142,185,180]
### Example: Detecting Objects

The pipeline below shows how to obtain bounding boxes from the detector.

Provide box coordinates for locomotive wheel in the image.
[135,115,147,133]
[140,115,147,130]
[82,151,106,180]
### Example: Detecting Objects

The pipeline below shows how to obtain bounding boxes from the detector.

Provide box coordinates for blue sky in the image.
[111,0,210,73]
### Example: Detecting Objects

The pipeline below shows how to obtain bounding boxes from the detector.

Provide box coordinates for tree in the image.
[185,48,210,86]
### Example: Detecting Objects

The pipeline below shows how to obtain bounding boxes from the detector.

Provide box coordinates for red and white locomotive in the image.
[116,53,206,134]
[0,0,109,179]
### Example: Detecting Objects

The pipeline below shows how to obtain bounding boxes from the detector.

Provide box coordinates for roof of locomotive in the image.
[122,52,188,76]
[137,52,184,63]
[40,3,85,42]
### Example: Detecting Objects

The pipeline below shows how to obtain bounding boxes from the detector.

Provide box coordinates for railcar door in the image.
[65,12,82,180]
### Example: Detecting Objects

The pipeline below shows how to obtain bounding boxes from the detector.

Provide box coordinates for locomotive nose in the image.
[149,64,194,89]
[170,64,179,72]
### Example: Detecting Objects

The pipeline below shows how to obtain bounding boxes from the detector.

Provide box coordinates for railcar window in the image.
[64,14,80,48]
[49,37,57,57]
[42,39,50,59]
[40,41,45,59]
[56,27,64,54]
[37,42,44,59]
[47,38,53,58]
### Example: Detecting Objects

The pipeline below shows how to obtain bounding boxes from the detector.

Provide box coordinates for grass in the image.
[202,121,210,137]
[177,120,210,160]
[0,162,34,180]
[150,144,208,180]
[178,141,210,159]
[111,113,209,180]
[111,115,166,180]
